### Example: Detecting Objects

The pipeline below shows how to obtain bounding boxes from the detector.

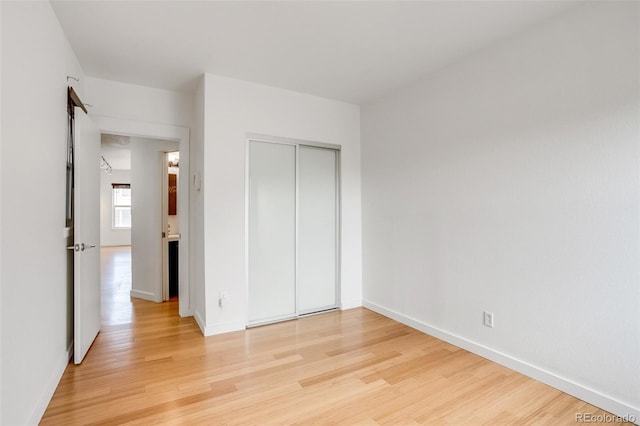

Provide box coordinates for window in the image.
[112,183,131,229]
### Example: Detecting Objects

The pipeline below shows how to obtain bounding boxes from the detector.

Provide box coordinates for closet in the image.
[247,136,339,326]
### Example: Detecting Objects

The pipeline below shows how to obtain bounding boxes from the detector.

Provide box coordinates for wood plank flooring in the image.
[41,247,623,425]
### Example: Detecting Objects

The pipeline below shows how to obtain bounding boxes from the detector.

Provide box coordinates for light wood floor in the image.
[42,247,622,425]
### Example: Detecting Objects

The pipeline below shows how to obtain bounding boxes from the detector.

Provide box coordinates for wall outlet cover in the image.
[483,311,494,328]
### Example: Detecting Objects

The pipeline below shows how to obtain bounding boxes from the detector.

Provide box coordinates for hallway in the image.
[101,246,134,326]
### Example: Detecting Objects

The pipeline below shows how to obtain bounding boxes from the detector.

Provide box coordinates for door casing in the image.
[94,116,192,317]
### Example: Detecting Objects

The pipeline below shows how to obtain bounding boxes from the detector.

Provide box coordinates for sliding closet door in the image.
[297,146,338,313]
[248,141,297,324]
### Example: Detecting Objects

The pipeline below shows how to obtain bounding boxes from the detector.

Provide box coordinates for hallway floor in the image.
[101,246,135,326]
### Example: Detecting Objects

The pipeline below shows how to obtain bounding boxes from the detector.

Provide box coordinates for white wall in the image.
[85,77,194,128]
[361,2,639,419]
[0,2,85,424]
[86,78,197,316]
[100,169,131,246]
[199,73,361,335]
[130,138,179,302]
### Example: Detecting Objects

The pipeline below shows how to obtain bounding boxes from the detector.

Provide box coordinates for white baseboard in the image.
[202,320,246,337]
[340,298,363,310]
[130,289,159,302]
[194,309,206,335]
[179,308,194,318]
[192,310,244,336]
[67,341,73,361]
[363,300,640,422]
[26,342,73,425]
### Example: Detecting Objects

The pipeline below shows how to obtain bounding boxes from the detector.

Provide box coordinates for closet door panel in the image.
[298,146,337,313]
[248,141,297,323]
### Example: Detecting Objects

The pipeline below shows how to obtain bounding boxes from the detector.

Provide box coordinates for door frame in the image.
[94,116,192,317]
[245,133,342,327]
[162,150,180,301]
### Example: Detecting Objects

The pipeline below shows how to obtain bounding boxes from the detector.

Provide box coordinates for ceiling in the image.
[51,1,579,104]
[101,134,131,171]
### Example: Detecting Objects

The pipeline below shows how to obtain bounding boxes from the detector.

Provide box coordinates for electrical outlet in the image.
[483,311,494,328]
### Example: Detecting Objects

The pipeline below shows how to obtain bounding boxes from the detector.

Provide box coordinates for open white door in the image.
[72,111,101,364]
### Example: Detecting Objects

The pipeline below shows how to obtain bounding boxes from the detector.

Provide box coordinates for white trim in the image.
[246,133,341,151]
[202,320,246,337]
[27,342,73,425]
[67,342,73,361]
[130,289,159,303]
[340,299,363,310]
[194,310,206,335]
[363,300,640,421]
[335,149,342,313]
[111,186,131,229]
[244,139,250,328]
[195,311,244,337]
[94,116,187,141]
[92,115,192,317]
[295,141,300,325]
[161,153,169,302]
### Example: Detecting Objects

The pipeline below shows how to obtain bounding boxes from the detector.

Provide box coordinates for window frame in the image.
[112,183,131,229]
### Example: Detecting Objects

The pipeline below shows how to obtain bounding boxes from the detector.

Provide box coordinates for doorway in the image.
[99,133,133,324]
[100,135,181,313]
[94,116,191,317]
[163,150,180,301]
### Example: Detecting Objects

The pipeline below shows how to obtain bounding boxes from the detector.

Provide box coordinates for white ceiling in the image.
[101,134,131,171]
[51,1,579,104]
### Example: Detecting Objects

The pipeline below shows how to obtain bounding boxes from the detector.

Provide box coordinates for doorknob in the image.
[68,243,96,252]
